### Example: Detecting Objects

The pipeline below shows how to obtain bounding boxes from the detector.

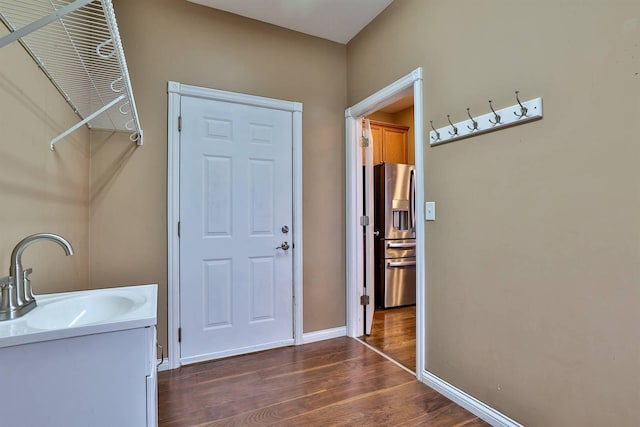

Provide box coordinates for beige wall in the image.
[348,1,640,426]
[0,27,89,295]
[366,111,395,123]
[90,0,348,349]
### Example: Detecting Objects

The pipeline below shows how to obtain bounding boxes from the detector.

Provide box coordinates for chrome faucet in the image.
[0,233,74,320]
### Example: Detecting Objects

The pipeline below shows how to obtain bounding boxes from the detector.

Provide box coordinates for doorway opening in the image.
[345,68,425,379]
[360,106,417,372]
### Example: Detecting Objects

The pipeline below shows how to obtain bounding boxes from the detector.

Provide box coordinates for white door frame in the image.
[167,81,304,369]
[345,68,426,380]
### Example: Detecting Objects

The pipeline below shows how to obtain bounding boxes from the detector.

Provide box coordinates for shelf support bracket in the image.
[50,94,126,150]
[0,0,94,48]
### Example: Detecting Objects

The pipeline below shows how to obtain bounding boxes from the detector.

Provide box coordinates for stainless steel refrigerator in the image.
[374,163,416,308]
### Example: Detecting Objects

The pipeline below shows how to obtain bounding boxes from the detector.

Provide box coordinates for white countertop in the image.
[0,284,157,348]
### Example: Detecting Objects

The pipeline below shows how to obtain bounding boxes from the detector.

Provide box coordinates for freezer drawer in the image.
[382,257,416,308]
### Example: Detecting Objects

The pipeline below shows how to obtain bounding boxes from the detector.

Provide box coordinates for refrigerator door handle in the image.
[387,242,416,249]
[387,260,417,268]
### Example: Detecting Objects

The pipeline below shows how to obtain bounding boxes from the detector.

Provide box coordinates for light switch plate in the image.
[425,201,435,221]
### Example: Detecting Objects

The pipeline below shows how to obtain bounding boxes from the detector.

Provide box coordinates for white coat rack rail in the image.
[429,92,542,146]
[0,0,143,150]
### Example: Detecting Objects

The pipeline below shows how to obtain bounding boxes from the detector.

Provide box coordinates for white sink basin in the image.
[27,293,146,330]
[0,284,157,348]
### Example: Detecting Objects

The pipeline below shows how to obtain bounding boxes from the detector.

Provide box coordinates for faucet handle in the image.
[0,276,11,289]
[22,268,34,303]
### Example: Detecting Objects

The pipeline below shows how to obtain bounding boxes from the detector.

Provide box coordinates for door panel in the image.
[364,120,375,335]
[249,256,275,321]
[204,259,231,327]
[180,96,294,363]
[204,156,232,236]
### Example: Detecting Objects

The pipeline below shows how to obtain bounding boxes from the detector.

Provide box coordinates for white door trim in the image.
[167,81,304,369]
[344,68,426,380]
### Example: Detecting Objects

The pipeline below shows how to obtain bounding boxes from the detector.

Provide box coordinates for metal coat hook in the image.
[430,121,441,141]
[430,96,543,146]
[446,115,458,136]
[488,100,501,125]
[466,108,479,131]
[513,91,528,118]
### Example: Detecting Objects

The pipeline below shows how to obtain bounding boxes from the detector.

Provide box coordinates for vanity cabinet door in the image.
[0,328,150,427]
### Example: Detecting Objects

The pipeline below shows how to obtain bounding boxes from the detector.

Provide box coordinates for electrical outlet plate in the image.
[425,201,435,221]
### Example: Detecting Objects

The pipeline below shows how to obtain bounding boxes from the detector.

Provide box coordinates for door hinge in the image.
[361,136,369,147]
[360,295,370,306]
[360,216,369,226]
[177,221,180,237]
[178,115,182,132]
[178,327,182,343]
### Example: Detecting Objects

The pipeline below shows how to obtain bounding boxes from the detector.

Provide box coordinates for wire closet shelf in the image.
[0,0,143,150]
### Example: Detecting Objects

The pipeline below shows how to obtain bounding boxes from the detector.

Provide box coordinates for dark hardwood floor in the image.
[360,306,416,371]
[158,337,487,426]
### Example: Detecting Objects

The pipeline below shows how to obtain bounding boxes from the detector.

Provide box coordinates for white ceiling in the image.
[187,0,395,44]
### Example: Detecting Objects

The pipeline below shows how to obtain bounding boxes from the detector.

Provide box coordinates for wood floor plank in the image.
[163,358,408,425]
[360,306,417,371]
[206,374,416,426]
[276,382,448,427]
[158,337,487,427]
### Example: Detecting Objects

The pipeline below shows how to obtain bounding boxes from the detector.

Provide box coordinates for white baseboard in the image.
[302,326,347,344]
[181,339,295,365]
[160,327,347,370]
[421,370,523,427]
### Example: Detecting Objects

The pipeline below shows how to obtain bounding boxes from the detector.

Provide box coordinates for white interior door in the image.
[179,95,294,364]
[364,119,375,335]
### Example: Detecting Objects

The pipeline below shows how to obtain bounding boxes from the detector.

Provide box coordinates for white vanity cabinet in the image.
[0,284,158,427]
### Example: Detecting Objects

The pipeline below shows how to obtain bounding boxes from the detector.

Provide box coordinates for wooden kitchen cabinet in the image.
[363,120,410,165]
